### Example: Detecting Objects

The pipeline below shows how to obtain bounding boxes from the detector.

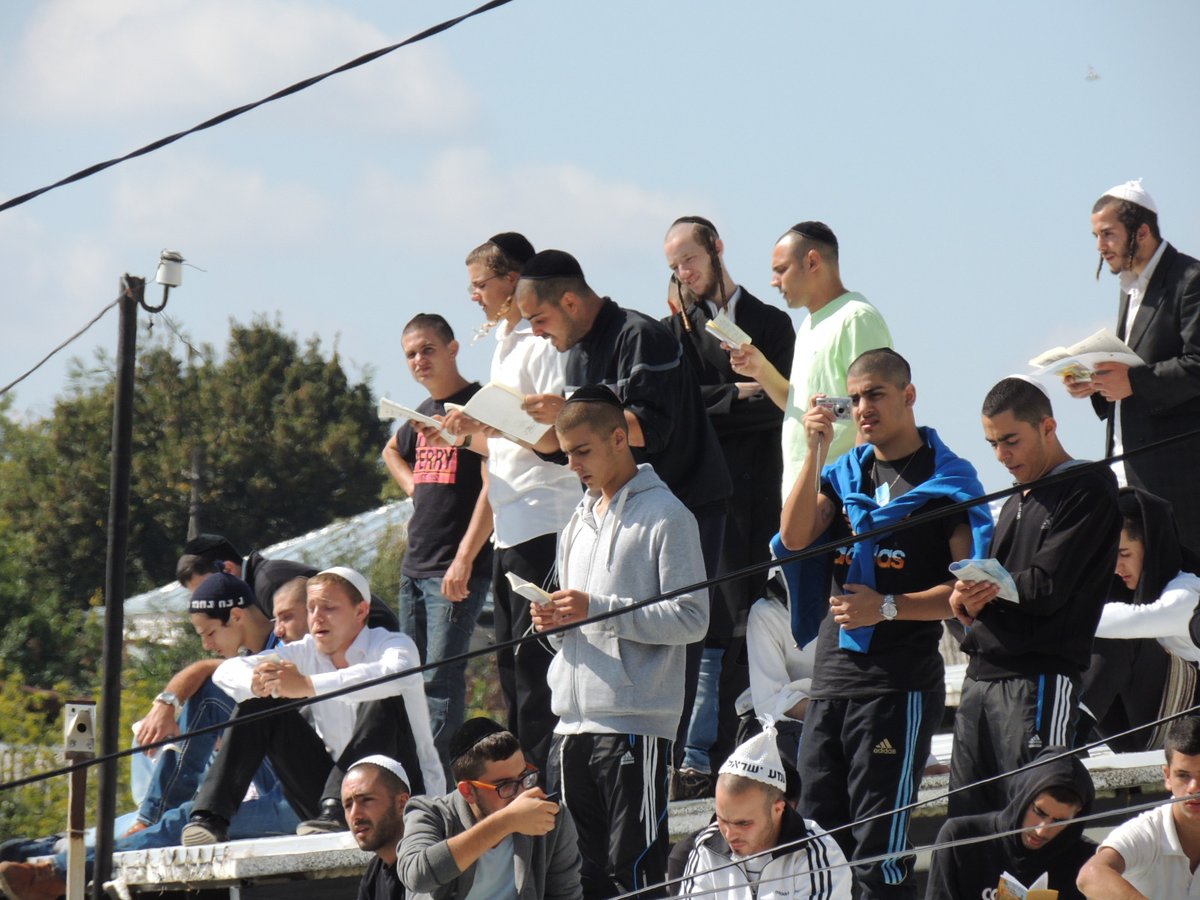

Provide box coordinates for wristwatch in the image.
[879,594,899,621]
[154,691,183,718]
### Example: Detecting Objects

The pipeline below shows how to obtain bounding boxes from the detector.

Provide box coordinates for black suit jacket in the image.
[1091,242,1200,549]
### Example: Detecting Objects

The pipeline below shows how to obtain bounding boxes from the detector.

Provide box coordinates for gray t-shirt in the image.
[463,835,517,900]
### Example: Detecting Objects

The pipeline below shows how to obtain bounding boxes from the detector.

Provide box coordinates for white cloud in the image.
[356,147,700,255]
[1,0,475,135]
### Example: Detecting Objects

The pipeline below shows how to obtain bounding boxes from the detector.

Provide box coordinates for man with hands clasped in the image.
[780,348,992,899]
[181,567,444,845]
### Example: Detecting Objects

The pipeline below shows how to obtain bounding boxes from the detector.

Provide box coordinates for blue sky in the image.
[1,0,1197,492]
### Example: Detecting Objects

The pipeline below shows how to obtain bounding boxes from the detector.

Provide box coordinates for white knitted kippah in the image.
[347,754,410,789]
[718,719,786,792]
[1006,373,1050,398]
[1103,178,1157,214]
[317,566,371,603]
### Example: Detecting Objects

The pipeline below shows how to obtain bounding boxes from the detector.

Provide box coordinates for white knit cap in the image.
[1103,178,1157,214]
[1006,373,1051,398]
[718,719,786,792]
[347,754,410,789]
[317,566,371,603]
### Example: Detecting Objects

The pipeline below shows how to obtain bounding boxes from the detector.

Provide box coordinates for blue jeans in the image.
[135,678,281,825]
[53,785,299,878]
[682,646,722,773]
[399,574,488,769]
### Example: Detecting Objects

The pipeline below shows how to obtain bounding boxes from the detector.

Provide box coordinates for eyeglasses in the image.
[466,766,539,799]
[468,274,502,295]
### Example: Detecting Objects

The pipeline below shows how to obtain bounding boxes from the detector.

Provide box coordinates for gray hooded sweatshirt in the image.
[550,464,709,740]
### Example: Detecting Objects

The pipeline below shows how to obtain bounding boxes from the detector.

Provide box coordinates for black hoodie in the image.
[926,748,1096,900]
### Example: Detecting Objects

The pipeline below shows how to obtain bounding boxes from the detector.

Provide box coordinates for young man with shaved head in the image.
[781,348,992,898]
[949,378,1120,816]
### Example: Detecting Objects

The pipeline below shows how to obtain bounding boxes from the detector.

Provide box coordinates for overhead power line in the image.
[0,0,515,215]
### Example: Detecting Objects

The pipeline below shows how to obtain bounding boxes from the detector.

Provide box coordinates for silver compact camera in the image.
[815,396,853,421]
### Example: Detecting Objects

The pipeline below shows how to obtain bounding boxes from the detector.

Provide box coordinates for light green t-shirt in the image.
[780,291,892,498]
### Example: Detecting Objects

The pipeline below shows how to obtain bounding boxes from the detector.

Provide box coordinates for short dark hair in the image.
[1165,716,1200,763]
[847,348,910,387]
[517,276,592,308]
[451,731,522,783]
[402,313,455,344]
[1118,490,1145,543]
[176,553,218,585]
[981,377,1053,427]
[779,221,839,263]
[1092,195,1162,281]
[556,392,627,437]
[1040,784,1084,809]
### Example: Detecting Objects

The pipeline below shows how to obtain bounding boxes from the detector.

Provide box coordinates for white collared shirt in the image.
[1112,240,1168,485]
[1101,801,1200,897]
[703,284,743,322]
[214,626,445,795]
[486,318,581,548]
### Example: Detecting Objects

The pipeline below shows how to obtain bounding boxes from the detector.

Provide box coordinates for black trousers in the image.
[799,691,942,900]
[675,502,726,767]
[194,695,425,822]
[491,533,559,772]
[547,732,670,900]
[949,673,1079,817]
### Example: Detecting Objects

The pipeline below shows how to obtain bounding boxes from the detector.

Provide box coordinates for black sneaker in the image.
[181,811,229,846]
[297,798,347,835]
[670,767,714,801]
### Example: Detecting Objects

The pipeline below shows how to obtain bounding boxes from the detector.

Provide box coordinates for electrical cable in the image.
[2,425,1198,796]
[0,297,119,397]
[0,0,515,215]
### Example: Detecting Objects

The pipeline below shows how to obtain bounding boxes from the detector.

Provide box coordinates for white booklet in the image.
[705,310,753,349]
[996,870,1055,899]
[378,398,455,444]
[444,382,551,445]
[1029,328,1142,381]
[949,558,1020,603]
[505,572,553,606]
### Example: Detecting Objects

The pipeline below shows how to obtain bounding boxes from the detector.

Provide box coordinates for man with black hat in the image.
[179,532,400,631]
[661,216,796,798]
[181,567,444,844]
[442,233,581,773]
[515,248,731,791]
[1063,180,1200,551]
[398,717,582,900]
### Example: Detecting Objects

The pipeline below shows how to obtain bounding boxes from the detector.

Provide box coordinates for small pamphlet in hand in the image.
[378,398,456,445]
[505,572,554,606]
[1029,328,1142,382]
[705,310,753,349]
[949,559,1020,604]
[443,382,551,445]
[996,870,1055,899]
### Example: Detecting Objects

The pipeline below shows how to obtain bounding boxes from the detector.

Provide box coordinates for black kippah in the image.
[185,532,242,560]
[671,215,718,237]
[519,249,584,281]
[565,384,623,409]
[189,572,256,613]
[448,717,506,765]
[488,232,535,266]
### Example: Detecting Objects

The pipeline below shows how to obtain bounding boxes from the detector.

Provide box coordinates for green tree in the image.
[0,315,388,689]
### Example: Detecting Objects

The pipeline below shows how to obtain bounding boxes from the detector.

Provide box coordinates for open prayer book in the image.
[704,310,753,349]
[1029,328,1142,382]
[443,382,551,445]
[505,572,553,606]
[996,870,1056,899]
[949,559,1020,603]
[378,398,455,445]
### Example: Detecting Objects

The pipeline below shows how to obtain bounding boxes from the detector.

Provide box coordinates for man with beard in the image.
[1064,180,1200,550]
[343,755,412,900]
[661,216,795,796]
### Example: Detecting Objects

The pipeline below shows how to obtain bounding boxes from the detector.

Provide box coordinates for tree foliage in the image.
[0,315,388,688]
